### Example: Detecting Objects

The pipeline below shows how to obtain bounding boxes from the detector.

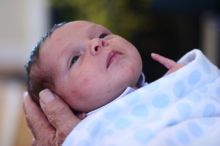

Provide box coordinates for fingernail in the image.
[151,53,158,56]
[39,89,55,104]
[23,92,29,108]
[23,91,28,99]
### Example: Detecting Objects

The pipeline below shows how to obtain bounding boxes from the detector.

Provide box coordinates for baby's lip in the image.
[106,50,122,68]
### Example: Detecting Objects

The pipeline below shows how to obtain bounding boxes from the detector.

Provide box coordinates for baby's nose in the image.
[90,38,108,55]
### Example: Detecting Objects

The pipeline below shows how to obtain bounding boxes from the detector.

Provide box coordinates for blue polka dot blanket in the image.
[63,49,220,146]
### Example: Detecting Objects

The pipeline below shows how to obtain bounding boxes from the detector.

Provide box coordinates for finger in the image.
[151,53,176,69]
[23,92,55,139]
[39,89,80,134]
[32,138,36,146]
[167,63,184,74]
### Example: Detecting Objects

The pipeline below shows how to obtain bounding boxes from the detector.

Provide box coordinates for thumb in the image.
[39,89,80,137]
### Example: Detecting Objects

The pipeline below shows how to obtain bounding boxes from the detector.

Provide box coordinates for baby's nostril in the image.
[101,40,105,46]
[94,46,99,52]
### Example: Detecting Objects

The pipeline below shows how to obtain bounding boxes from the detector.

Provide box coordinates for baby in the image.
[26,21,220,146]
[26,20,182,114]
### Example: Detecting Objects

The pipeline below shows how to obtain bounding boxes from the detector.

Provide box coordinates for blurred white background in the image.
[0,0,49,145]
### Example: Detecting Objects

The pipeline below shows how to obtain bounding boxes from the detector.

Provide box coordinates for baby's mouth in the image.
[106,51,122,68]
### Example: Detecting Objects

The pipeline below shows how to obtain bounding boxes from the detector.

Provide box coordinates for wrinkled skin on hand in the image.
[23,90,81,146]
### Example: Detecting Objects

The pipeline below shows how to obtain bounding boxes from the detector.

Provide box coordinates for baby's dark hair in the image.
[25,22,66,104]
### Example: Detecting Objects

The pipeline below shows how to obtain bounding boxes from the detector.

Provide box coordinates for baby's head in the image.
[26,20,142,112]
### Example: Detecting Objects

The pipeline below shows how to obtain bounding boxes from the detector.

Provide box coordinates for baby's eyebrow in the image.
[87,24,111,34]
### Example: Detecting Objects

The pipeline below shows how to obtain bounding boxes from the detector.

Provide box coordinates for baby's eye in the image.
[70,56,80,66]
[99,33,108,39]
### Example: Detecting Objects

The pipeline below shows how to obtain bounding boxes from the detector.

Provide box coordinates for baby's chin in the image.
[70,80,139,116]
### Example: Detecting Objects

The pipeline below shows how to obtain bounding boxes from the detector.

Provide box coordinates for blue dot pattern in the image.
[173,81,185,98]
[113,117,131,129]
[152,94,170,108]
[187,122,203,137]
[176,130,190,144]
[131,104,148,117]
[188,70,201,85]
[134,128,153,144]
[63,49,220,146]
[203,103,216,117]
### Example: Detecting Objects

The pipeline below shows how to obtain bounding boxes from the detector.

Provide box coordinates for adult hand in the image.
[151,53,184,73]
[23,89,81,146]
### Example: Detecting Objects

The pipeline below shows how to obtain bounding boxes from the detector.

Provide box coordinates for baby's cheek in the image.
[80,77,90,85]
[77,77,97,94]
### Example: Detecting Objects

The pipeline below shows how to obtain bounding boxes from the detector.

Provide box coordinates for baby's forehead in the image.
[39,20,110,63]
[42,21,111,51]
[67,20,107,29]
[55,21,110,36]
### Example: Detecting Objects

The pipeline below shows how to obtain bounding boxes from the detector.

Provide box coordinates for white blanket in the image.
[63,49,220,146]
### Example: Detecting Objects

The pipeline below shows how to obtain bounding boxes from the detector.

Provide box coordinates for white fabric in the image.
[63,49,220,146]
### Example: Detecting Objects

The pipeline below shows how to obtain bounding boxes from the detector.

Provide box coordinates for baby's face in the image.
[40,21,142,112]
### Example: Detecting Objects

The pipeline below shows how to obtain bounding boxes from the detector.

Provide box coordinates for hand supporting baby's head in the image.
[26,20,143,113]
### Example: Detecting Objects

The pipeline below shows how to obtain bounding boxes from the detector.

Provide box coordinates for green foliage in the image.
[50,0,151,39]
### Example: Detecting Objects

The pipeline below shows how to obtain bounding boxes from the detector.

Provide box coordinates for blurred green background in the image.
[49,0,220,81]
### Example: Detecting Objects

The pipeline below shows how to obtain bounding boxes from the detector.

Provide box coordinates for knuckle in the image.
[32,138,36,146]
[56,126,72,145]
[56,131,66,146]
[35,133,56,146]
[47,100,66,115]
